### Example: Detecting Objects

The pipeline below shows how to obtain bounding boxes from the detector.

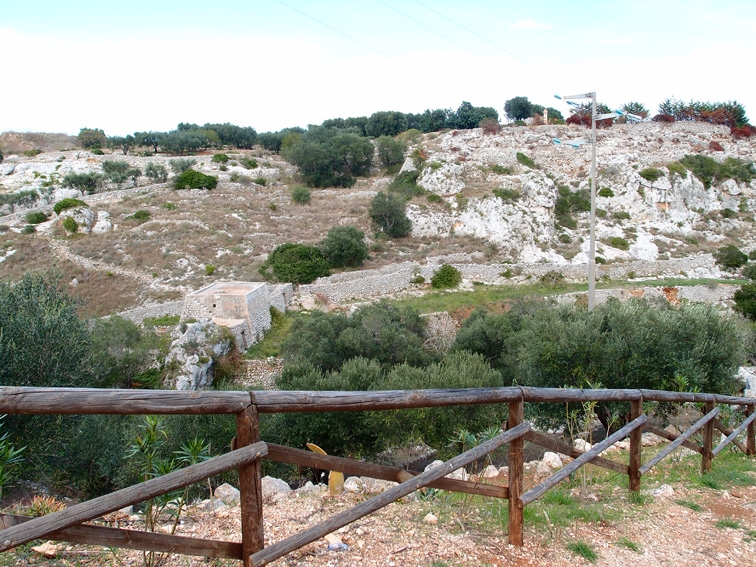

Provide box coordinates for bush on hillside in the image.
[169,158,197,175]
[174,169,218,190]
[714,244,748,270]
[62,172,104,194]
[53,198,87,215]
[369,192,412,237]
[25,211,48,224]
[62,216,78,233]
[734,284,756,320]
[258,243,330,284]
[145,162,168,182]
[431,264,462,289]
[320,226,369,268]
[291,186,311,205]
[375,136,407,168]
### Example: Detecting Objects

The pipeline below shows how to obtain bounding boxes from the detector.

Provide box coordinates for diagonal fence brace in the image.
[250,422,531,566]
[0,441,267,552]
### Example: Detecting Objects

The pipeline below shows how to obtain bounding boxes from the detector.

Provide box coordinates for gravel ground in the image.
[16,469,756,567]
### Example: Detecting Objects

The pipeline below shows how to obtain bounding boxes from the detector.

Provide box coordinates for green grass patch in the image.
[566,541,598,563]
[716,518,742,529]
[143,314,180,327]
[616,537,642,553]
[245,308,292,359]
[675,498,703,512]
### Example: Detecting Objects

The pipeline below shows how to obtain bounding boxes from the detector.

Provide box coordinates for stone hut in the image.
[182,282,292,350]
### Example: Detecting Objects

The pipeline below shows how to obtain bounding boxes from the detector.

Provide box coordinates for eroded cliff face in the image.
[404,121,755,264]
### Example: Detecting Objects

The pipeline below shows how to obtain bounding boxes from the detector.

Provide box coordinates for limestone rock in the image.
[424,459,468,481]
[535,452,563,480]
[481,464,499,478]
[261,476,291,503]
[92,210,112,233]
[574,439,592,452]
[213,483,240,506]
[165,321,231,390]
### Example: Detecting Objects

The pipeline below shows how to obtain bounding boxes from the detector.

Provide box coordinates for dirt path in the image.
[44,236,184,292]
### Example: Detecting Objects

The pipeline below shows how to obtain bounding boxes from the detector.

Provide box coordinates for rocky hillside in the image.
[0,121,754,315]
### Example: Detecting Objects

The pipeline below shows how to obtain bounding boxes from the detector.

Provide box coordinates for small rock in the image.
[424,513,438,524]
[647,484,675,498]
[31,542,58,558]
[262,476,291,503]
[535,452,563,480]
[481,464,499,478]
[344,476,365,493]
[213,483,240,506]
[573,439,592,452]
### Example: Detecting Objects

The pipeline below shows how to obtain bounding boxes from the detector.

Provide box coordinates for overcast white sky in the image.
[2,0,755,136]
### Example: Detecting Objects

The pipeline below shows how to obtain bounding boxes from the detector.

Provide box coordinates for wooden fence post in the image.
[747,404,756,457]
[507,400,524,546]
[702,400,715,472]
[628,398,643,493]
[237,406,264,566]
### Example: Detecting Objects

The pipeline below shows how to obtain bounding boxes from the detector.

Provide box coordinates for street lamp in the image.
[552,94,641,310]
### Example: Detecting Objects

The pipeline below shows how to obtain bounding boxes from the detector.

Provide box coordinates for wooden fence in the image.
[0,385,754,565]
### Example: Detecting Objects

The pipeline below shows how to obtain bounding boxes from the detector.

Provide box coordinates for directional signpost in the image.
[552,94,643,310]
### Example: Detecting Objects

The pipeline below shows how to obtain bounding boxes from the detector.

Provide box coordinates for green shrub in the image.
[490,164,512,175]
[388,170,424,199]
[734,283,756,320]
[62,216,78,233]
[667,162,688,178]
[240,157,258,169]
[376,136,407,168]
[212,153,229,163]
[431,264,462,289]
[516,152,536,168]
[742,264,756,280]
[639,167,664,182]
[369,192,412,237]
[62,172,105,194]
[598,187,614,197]
[143,315,180,327]
[145,163,168,182]
[91,148,104,155]
[21,225,35,234]
[169,158,197,175]
[291,186,311,204]
[163,202,177,210]
[714,244,748,270]
[254,177,267,186]
[721,208,738,219]
[23,148,42,157]
[493,188,521,201]
[540,270,564,287]
[25,211,48,224]
[427,193,443,203]
[320,226,369,268]
[205,265,216,276]
[555,185,590,229]
[259,243,330,284]
[680,155,756,189]
[609,236,630,250]
[128,210,151,223]
[410,274,425,284]
[174,169,218,190]
[102,160,140,184]
[613,211,631,220]
[53,198,87,215]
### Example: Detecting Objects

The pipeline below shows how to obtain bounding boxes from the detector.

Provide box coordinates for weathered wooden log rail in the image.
[0,385,754,566]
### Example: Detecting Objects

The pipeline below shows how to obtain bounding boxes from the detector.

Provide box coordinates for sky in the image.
[2,0,755,136]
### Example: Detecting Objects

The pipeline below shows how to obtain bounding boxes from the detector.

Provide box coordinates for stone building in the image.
[182,282,292,349]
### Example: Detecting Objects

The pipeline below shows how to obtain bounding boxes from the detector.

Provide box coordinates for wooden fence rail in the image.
[0,385,755,566]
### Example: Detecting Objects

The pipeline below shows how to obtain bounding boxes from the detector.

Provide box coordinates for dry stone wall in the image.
[298,254,724,304]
